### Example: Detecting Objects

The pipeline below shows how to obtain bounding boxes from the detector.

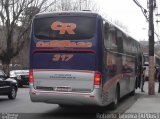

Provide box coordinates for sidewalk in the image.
[125,81,160,113]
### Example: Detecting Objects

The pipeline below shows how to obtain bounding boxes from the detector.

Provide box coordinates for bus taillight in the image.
[94,72,101,85]
[29,70,34,83]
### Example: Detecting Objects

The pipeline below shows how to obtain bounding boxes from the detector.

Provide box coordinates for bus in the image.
[29,12,143,109]
[143,53,160,80]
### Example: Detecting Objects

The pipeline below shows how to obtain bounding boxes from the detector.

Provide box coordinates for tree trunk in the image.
[2,63,10,75]
[1,57,11,75]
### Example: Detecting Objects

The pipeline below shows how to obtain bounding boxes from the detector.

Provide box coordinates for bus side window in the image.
[104,22,110,49]
[109,26,117,52]
[110,31,117,51]
[123,35,128,54]
[104,23,117,52]
[116,30,123,53]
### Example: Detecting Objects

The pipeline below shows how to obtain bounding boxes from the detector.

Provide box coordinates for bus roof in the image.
[34,11,99,19]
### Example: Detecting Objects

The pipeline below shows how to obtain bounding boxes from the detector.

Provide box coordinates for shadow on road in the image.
[16,93,140,119]
[0,98,10,102]
[18,85,29,88]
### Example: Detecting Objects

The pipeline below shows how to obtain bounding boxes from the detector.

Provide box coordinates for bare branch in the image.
[40,1,57,13]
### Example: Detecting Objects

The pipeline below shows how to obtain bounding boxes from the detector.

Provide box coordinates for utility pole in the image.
[148,0,155,95]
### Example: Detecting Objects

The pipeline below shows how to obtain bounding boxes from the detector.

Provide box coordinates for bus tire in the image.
[110,85,119,110]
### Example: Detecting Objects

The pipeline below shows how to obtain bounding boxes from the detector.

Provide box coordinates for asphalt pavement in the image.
[0,85,140,119]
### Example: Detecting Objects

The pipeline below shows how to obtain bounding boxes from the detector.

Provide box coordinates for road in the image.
[0,86,140,119]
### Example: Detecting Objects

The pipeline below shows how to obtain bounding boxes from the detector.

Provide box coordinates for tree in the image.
[0,0,56,74]
[48,0,98,12]
[114,20,129,33]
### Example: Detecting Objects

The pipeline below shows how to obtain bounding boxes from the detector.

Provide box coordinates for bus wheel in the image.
[110,86,119,110]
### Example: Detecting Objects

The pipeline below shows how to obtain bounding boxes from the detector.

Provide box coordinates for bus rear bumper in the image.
[29,85,104,106]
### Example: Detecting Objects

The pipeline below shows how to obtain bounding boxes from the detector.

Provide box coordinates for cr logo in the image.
[51,21,76,35]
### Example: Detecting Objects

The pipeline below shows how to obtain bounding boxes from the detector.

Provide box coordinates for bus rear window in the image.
[34,16,96,40]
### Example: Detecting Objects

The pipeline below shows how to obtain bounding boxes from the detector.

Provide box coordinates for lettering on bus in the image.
[53,54,73,62]
[36,40,93,48]
[51,21,77,34]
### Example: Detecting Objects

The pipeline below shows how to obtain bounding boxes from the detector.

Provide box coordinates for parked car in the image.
[0,70,18,99]
[10,70,29,87]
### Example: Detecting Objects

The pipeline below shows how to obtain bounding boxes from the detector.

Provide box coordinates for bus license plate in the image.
[54,87,72,92]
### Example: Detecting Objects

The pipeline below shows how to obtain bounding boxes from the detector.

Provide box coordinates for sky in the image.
[96,0,160,41]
